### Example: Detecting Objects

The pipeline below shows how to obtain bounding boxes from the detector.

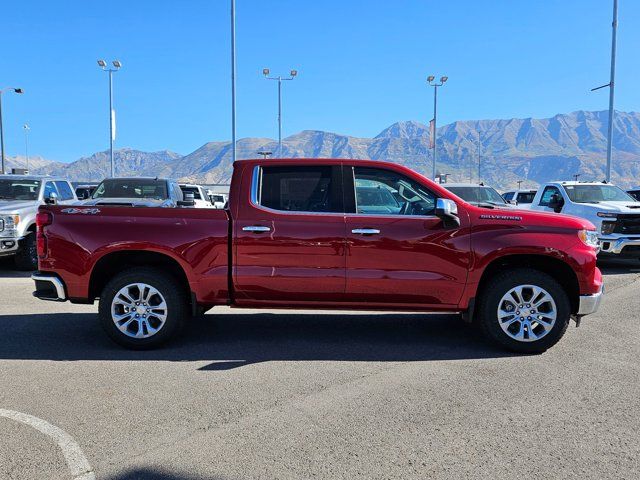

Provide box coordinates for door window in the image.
[503,192,514,202]
[54,181,74,200]
[43,182,59,199]
[257,166,341,213]
[351,167,436,216]
[539,186,562,206]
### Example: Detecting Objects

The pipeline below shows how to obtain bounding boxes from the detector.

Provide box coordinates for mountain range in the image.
[5,110,640,189]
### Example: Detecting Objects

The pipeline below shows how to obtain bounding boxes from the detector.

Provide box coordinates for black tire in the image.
[14,232,38,271]
[98,267,189,349]
[477,268,571,354]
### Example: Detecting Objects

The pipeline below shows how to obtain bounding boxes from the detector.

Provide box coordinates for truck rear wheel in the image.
[98,267,188,349]
[477,268,570,353]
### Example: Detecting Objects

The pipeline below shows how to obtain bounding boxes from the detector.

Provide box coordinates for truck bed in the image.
[38,205,230,305]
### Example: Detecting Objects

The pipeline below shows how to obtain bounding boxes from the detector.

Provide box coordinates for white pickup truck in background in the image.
[530,181,640,258]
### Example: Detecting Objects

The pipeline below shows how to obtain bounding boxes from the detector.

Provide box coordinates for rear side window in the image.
[55,181,75,200]
[258,166,341,213]
[539,186,561,206]
[503,192,514,202]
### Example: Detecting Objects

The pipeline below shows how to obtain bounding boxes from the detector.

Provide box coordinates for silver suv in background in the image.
[0,175,77,270]
[502,189,537,209]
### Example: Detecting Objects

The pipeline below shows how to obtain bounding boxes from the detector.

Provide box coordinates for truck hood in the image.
[471,205,595,230]
[573,201,640,213]
[0,200,39,214]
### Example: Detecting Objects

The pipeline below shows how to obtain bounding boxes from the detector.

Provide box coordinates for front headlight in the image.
[0,215,20,236]
[597,212,618,218]
[578,229,600,250]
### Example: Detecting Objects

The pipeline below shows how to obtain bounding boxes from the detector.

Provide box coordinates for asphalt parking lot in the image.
[0,259,639,480]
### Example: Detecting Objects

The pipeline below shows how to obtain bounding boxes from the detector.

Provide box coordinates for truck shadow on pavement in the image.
[0,310,516,367]
[105,468,224,479]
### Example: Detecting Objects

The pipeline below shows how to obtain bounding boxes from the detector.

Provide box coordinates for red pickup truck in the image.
[32,159,603,353]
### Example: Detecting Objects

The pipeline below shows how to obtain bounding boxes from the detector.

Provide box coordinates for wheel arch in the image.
[88,250,192,304]
[476,254,580,314]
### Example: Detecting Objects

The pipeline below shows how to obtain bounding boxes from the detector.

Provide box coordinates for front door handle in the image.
[351,228,380,235]
[242,225,271,233]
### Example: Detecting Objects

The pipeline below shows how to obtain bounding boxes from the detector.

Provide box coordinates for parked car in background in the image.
[33,158,602,353]
[627,187,640,201]
[0,175,77,269]
[443,183,514,208]
[83,177,191,208]
[75,184,99,200]
[179,184,213,208]
[502,189,538,209]
[530,181,640,258]
[207,191,227,209]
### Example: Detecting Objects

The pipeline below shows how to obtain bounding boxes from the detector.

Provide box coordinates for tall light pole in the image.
[263,68,298,157]
[0,87,24,175]
[257,150,272,159]
[591,0,618,183]
[23,124,30,172]
[427,75,448,180]
[97,59,121,178]
[231,0,237,163]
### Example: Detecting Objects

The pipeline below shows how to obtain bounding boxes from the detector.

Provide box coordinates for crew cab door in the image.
[233,163,346,304]
[342,165,471,308]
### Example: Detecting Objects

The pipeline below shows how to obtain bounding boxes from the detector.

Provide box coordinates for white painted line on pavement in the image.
[0,408,96,480]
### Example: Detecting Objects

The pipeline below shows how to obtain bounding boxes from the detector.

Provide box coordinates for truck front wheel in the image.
[477,268,570,353]
[99,268,188,349]
[14,233,38,271]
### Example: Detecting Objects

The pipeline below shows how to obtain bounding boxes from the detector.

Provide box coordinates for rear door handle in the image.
[242,225,271,233]
[351,228,380,235]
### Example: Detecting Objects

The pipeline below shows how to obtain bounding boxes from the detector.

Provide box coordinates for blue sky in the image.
[1,0,638,162]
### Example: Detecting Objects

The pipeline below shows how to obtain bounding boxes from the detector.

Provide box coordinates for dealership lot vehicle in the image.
[530,181,640,258]
[1,258,638,479]
[33,159,602,353]
[208,191,227,209]
[0,175,77,270]
[83,177,190,208]
[502,189,537,209]
[444,183,515,208]
[179,183,214,208]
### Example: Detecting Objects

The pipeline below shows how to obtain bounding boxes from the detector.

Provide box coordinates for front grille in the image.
[614,214,640,235]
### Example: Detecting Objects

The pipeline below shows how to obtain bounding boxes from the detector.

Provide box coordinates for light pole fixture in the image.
[427,75,448,181]
[0,87,24,175]
[263,68,298,156]
[23,123,30,172]
[231,0,237,164]
[97,59,122,177]
[257,150,272,159]
[591,0,618,183]
[517,180,523,190]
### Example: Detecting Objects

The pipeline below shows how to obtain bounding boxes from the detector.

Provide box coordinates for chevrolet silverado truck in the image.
[530,181,640,258]
[32,159,603,353]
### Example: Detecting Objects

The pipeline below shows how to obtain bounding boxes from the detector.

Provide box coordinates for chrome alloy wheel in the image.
[497,285,557,342]
[111,283,168,339]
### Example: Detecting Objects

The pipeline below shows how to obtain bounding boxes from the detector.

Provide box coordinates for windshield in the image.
[0,179,41,200]
[563,184,635,203]
[92,179,168,200]
[447,186,506,205]
[180,186,202,200]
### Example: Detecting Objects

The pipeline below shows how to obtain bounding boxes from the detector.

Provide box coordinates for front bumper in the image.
[599,236,640,255]
[0,237,20,256]
[576,285,604,316]
[32,272,67,302]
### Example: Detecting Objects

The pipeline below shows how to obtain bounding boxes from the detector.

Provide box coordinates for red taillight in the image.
[36,211,53,259]
[36,211,53,228]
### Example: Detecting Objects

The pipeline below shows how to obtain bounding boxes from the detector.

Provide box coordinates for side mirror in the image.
[44,191,58,205]
[549,193,564,213]
[435,198,460,227]
[177,192,195,207]
[78,191,88,200]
